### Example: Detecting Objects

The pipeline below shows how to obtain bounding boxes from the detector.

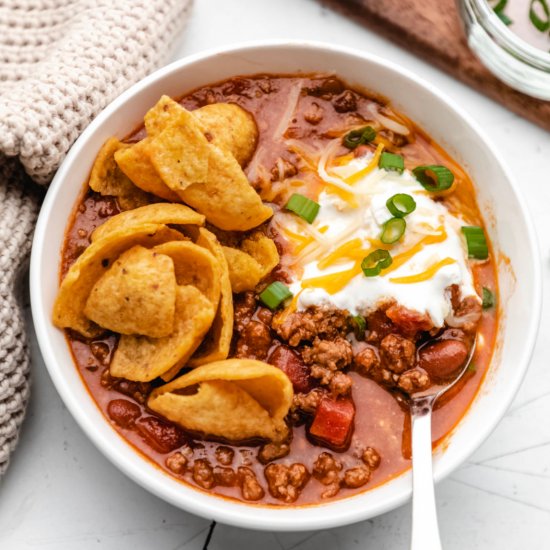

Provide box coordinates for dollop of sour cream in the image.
[280,153,479,328]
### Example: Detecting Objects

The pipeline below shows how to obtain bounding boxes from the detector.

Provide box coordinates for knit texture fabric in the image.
[0,0,192,475]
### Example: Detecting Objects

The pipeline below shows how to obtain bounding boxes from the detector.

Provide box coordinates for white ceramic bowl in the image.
[30,41,541,531]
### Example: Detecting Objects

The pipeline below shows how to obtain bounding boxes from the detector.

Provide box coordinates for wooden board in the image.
[324,0,550,131]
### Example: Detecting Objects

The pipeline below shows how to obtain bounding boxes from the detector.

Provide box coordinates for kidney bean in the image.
[268,345,313,393]
[307,77,345,97]
[418,339,469,380]
[107,399,141,428]
[136,417,187,454]
[213,466,237,487]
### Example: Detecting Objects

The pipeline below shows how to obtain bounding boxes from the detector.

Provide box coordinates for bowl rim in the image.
[30,39,542,531]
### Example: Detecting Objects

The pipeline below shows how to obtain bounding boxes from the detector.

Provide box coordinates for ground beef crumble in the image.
[165,451,188,475]
[192,459,215,489]
[398,368,431,393]
[312,452,342,498]
[290,388,325,419]
[238,467,265,501]
[265,463,310,503]
[302,337,353,371]
[233,292,256,332]
[361,447,381,470]
[380,334,416,374]
[215,445,234,466]
[258,441,290,464]
[235,320,271,360]
[353,346,380,376]
[343,466,371,489]
[273,306,350,346]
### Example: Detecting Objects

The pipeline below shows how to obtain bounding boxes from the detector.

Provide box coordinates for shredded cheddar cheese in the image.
[389,257,456,284]
[333,153,355,166]
[317,238,363,270]
[302,260,363,295]
[383,226,447,275]
[324,184,359,208]
[344,143,384,185]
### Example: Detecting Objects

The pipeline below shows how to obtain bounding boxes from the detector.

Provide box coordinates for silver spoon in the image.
[409,337,477,550]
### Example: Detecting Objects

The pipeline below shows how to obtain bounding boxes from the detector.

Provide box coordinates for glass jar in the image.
[458,0,550,99]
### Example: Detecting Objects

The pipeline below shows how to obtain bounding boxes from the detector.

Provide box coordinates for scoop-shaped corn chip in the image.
[241,233,279,278]
[222,233,279,292]
[144,95,187,136]
[148,359,293,443]
[83,246,176,338]
[145,96,256,166]
[148,107,210,192]
[178,144,273,231]
[89,138,152,210]
[223,246,263,293]
[91,203,204,242]
[153,240,221,308]
[188,229,233,367]
[194,103,258,167]
[53,224,183,337]
[110,285,215,382]
[114,139,181,202]
[124,97,205,199]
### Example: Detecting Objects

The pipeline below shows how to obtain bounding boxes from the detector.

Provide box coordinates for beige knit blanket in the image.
[0,0,191,476]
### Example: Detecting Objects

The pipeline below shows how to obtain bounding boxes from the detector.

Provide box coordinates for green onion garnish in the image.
[343,126,377,149]
[380,217,406,244]
[529,0,550,32]
[361,249,393,277]
[467,363,477,373]
[492,0,513,24]
[386,193,416,218]
[413,165,454,192]
[259,282,293,310]
[461,226,489,260]
[482,287,495,309]
[285,193,320,224]
[492,0,508,11]
[496,10,513,24]
[351,315,367,339]
[379,152,405,173]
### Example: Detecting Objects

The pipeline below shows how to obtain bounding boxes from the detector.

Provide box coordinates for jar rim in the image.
[465,0,550,71]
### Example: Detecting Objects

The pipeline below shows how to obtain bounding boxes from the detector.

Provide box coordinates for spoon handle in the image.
[410,397,442,550]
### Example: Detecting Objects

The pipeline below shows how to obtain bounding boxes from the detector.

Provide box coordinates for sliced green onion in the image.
[467,363,477,373]
[461,226,489,260]
[379,152,405,173]
[351,315,367,339]
[496,10,513,24]
[386,193,416,218]
[285,193,320,224]
[413,165,454,192]
[361,249,393,277]
[380,217,406,244]
[482,287,495,309]
[530,0,550,31]
[492,0,508,11]
[491,0,512,24]
[259,282,293,310]
[343,126,377,149]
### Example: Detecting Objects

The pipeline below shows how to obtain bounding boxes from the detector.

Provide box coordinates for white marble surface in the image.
[2,0,550,548]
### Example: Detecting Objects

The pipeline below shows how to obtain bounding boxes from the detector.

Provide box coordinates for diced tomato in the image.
[309,397,355,450]
[386,304,433,336]
[268,345,313,393]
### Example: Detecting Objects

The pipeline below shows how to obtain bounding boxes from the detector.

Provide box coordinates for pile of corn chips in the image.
[53,97,292,443]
